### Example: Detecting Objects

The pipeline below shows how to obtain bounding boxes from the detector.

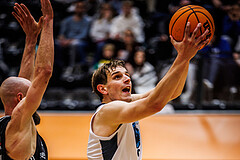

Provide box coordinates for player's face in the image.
[105,66,132,102]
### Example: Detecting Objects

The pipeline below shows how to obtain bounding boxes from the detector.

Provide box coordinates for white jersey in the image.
[87,105,142,160]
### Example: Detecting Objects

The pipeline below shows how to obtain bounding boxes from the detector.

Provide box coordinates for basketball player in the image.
[87,22,209,159]
[0,0,54,159]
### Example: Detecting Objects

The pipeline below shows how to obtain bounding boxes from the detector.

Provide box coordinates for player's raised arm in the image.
[23,0,54,118]
[8,0,54,129]
[12,3,43,81]
[167,22,209,100]
[3,0,54,159]
[99,23,209,125]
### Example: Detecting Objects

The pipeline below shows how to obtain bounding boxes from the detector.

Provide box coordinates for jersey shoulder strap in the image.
[0,116,11,133]
[0,116,10,122]
[0,115,11,158]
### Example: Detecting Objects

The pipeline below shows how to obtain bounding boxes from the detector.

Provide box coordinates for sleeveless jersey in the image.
[0,116,48,160]
[87,104,142,160]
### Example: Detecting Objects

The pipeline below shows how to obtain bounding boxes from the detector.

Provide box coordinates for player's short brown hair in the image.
[91,60,126,101]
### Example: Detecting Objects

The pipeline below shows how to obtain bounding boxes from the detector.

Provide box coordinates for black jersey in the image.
[0,116,48,160]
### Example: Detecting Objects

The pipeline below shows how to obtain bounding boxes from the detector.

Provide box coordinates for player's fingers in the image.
[192,23,201,39]
[169,35,176,45]
[14,3,27,18]
[41,0,45,9]
[13,4,21,16]
[38,16,44,28]
[197,38,209,49]
[196,29,209,44]
[12,12,21,24]
[40,0,45,15]
[184,22,191,39]
[12,12,23,27]
[20,4,31,17]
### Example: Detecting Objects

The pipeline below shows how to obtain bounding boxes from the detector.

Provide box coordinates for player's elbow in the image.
[153,103,166,112]
[35,65,53,79]
[171,92,181,100]
[42,66,53,78]
[171,86,186,100]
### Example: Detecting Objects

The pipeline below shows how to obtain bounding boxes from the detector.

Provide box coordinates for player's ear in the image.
[97,84,107,95]
[17,92,23,102]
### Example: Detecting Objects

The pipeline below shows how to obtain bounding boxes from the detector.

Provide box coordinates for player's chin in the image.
[121,93,132,102]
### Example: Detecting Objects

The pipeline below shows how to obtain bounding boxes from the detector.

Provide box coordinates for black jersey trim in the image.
[100,133,118,160]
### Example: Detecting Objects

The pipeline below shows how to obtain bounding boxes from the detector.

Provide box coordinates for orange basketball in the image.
[169,5,215,49]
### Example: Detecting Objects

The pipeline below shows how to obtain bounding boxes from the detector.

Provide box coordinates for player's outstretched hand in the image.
[170,22,209,61]
[12,3,43,41]
[41,0,54,22]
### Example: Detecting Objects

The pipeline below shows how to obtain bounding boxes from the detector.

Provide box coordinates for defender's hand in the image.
[12,3,43,42]
[41,0,54,22]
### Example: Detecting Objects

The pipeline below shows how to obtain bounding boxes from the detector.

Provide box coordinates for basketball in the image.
[169,5,215,49]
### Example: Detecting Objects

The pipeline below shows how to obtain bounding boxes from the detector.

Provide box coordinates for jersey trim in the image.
[100,133,118,160]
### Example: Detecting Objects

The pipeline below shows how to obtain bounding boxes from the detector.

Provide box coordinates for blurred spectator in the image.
[179,57,198,103]
[86,0,101,17]
[109,0,145,43]
[115,29,142,62]
[144,0,175,81]
[55,0,91,80]
[229,3,240,82]
[90,2,115,65]
[104,0,122,14]
[200,31,239,100]
[233,35,240,67]
[168,0,192,14]
[131,0,148,19]
[222,3,240,52]
[126,49,157,94]
[93,43,116,70]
